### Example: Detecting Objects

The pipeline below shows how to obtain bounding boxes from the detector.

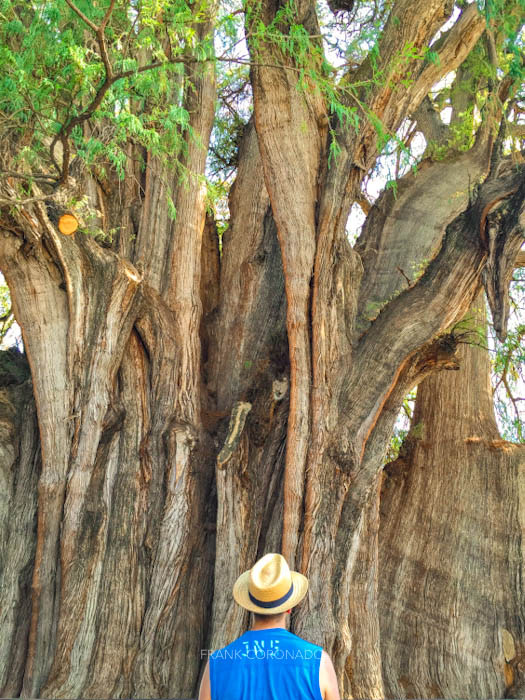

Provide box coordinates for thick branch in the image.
[335,166,525,465]
[317,1,485,231]
[407,3,485,115]
[246,0,325,564]
[354,129,493,339]
[314,0,487,356]
[299,0,486,596]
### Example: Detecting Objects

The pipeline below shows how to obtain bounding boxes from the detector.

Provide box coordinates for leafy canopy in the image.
[0,0,523,438]
[0,0,216,180]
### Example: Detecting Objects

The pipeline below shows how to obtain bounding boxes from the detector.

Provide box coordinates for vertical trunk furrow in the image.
[0,374,40,698]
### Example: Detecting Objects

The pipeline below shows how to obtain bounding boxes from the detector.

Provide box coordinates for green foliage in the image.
[384,178,398,198]
[410,256,431,282]
[0,0,522,198]
[244,0,442,164]
[426,105,477,160]
[0,278,15,347]
[205,0,251,218]
[493,324,525,443]
[384,389,416,463]
[479,0,525,94]
[385,427,408,463]
[490,270,525,443]
[244,0,366,159]
[0,0,212,179]
[424,48,440,66]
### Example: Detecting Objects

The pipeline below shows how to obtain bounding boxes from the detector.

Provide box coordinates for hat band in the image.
[248,582,294,609]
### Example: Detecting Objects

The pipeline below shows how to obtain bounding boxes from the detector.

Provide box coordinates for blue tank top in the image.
[210,628,323,700]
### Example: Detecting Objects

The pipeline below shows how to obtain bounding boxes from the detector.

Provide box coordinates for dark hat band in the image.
[248,582,294,609]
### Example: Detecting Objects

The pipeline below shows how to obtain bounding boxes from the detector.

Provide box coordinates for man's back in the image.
[209,628,323,700]
[198,553,340,700]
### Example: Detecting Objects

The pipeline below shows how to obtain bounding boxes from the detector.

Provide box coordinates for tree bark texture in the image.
[378,297,525,699]
[1,1,524,697]
[0,356,40,697]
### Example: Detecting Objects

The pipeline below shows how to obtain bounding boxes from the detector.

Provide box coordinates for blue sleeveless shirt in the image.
[209,628,323,700]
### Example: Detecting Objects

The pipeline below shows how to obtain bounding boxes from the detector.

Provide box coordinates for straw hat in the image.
[233,553,309,614]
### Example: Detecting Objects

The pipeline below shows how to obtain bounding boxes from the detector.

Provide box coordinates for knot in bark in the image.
[415,332,460,375]
[217,401,252,470]
[326,435,360,478]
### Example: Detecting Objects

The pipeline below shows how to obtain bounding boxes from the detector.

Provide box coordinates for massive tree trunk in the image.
[378,296,525,699]
[0,9,217,695]
[1,0,524,697]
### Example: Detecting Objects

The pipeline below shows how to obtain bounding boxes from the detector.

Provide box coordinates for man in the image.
[199,553,340,700]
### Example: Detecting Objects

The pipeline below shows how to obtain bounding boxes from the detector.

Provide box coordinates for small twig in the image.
[0,194,53,206]
[0,170,57,182]
[501,373,523,431]
[396,266,412,287]
[216,29,254,61]
[122,7,141,58]
[484,29,498,94]
[395,121,417,180]
[100,0,116,30]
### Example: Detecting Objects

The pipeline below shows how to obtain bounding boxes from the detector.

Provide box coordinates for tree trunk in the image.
[0,11,217,695]
[1,1,524,696]
[378,296,525,699]
[1,139,524,700]
[0,354,40,697]
[207,119,289,648]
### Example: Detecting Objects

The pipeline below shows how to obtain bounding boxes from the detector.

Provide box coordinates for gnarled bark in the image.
[0,10,216,696]
[207,120,288,647]
[0,356,39,698]
[379,296,525,698]
[1,0,524,696]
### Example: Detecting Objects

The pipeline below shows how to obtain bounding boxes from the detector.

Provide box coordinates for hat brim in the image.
[233,570,308,614]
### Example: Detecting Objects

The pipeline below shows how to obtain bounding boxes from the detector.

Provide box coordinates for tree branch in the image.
[501,372,524,436]
[0,171,58,183]
[100,0,116,30]
[63,0,98,32]
[0,195,53,206]
[407,3,486,116]
[333,166,525,467]
[315,1,486,287]
[52,2,119,181]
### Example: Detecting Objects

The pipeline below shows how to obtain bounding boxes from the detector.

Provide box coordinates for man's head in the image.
[233,553,308,615]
